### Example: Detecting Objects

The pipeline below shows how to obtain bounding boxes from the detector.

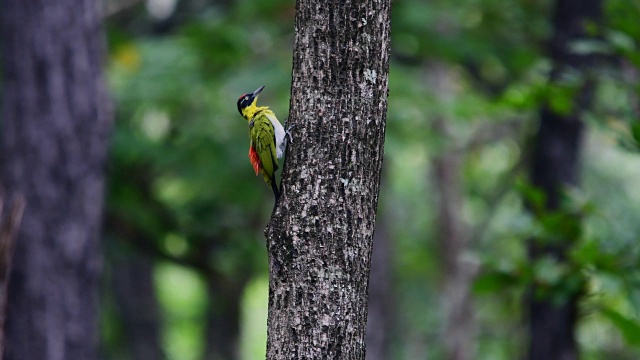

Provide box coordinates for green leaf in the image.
[473,271,519,294]
[601,307,640,347]
[605,30,636,53]
[515,178,546,212]
[547,83,579,116]
[533,256,568,286]
[569,39,613,55]
[631,122,640,149]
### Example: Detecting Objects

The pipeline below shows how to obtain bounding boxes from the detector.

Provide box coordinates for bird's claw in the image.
[285,124,296,144]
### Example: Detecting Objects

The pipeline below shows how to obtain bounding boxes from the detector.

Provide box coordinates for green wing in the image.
[250,112,278,181]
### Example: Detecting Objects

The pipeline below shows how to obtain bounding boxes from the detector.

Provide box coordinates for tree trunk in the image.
[111,251,166,360]
[0,0,111,358]
[426,62,476,360]
[527,1,602,359]
[0,196,26,357]
[263,0,391,358]
[203,275,247,360]
[433,135,475,360]
[365,196,393,360]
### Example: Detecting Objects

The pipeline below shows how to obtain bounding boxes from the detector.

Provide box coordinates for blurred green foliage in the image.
[102,0,640,359]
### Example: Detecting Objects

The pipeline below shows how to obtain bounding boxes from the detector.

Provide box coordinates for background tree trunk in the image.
[365,190,393,360]
[111,252,166,360]
[428,62,476,360]
[203,275,248,360]
[433,135,475,360]
[0,196,26,357]
[263,0,391,358]
[0,0,111,358]
[527,1,602,359]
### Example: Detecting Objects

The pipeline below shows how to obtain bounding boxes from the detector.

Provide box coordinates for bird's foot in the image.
[285,124,296,144]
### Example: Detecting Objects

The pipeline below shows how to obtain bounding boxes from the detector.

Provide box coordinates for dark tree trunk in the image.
[527,1,602,359]
[111,252,165,360]
[263,0,391,358]
[365,197,393,360]
[203,275,247,360]
[0,0,111,358]
[0,196,26,357]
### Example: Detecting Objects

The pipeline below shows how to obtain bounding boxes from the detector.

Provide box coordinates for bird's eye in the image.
[244,96,249,101]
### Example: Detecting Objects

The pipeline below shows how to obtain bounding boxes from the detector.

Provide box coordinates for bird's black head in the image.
[237,85,265,117]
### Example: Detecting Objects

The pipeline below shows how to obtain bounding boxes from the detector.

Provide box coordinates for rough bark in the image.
[0,0,111,358]
[111,252,166,360]
[263,0,391,358]
[527,1,602,359]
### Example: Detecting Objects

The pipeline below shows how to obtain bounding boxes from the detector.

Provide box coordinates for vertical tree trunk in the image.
[427,62,476,360]
[204,276,247,360]
[433,141,475,360]
[111,252,166,360]
[0,0,111,358]
[365,198,393,360]
[527,1,602,359]
[264,0,391,358]
[0,196,26,357]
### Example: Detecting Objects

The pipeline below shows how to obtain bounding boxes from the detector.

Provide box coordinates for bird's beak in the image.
[252,85,265,97]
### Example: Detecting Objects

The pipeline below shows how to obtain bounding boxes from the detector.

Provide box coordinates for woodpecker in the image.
[237,85,292,199]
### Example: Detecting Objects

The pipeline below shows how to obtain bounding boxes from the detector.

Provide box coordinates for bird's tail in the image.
[270,179,280,199]
[264,173,280,200]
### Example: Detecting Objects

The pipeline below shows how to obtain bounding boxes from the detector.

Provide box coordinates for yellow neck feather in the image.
[241,103,269,121]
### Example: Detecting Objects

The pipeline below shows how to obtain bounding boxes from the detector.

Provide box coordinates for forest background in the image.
[2,0,640,359]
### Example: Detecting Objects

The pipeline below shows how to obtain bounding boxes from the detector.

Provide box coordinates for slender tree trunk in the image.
[366,195,393,360]
[204,275,247,360]
[433,138,475,360]
[0,196,26,357]
[0,0,111,358]
[264,0,391,358]
[111,252,166,360]
[527,1,602,359]
[427,62,476,360]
